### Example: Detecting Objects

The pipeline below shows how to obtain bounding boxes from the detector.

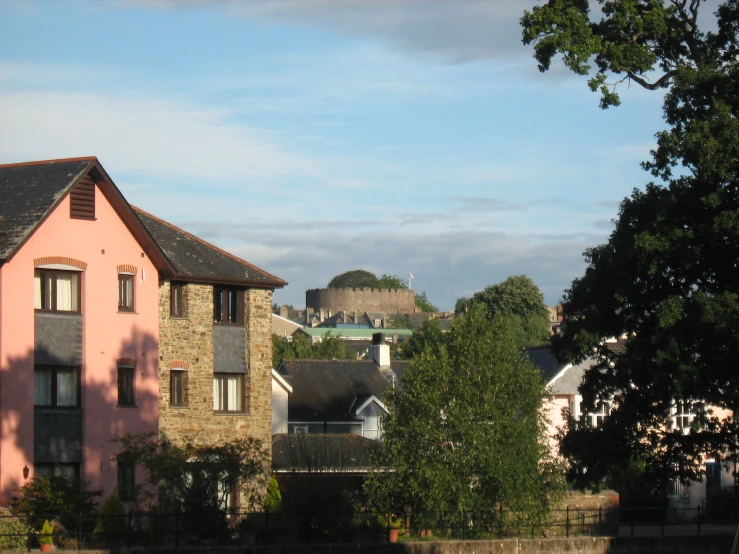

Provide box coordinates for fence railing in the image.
[0,506,736,549]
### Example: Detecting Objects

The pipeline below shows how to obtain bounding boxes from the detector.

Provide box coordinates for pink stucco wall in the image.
[0,183,159,501]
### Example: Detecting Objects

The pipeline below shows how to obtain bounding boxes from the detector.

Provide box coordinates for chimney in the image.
[319,308,325,322]
[382,316,389,328]
[354,310,359,325]
[392,333,398,345]
[306,308,314,325]
[370,332,391,369]
[279,305,288,318]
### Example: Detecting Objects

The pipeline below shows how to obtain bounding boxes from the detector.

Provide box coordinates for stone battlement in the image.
[306,287,416,314]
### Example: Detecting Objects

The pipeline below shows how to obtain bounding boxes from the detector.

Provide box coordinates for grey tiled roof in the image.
[272,433,379,471]
[0,158,94,260]
[134,207,286,287]
[277,359,392,422]
[526,346,597,395]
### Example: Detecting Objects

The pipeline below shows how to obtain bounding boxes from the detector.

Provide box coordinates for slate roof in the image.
[298,327,413,340]
[526,346,599,395]
[277,359,393,421]
[0,158,96,260]
[133,207,286,288]
[272,433,379,472]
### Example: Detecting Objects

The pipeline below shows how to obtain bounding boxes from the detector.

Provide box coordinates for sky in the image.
[0,0,690,310]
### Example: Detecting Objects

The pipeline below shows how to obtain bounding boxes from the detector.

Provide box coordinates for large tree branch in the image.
[627,69,679,90]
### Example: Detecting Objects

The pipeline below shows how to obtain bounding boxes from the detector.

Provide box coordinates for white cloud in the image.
[0,89,355,188]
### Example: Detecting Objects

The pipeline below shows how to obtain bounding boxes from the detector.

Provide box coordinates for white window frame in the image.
[671,401,704,431]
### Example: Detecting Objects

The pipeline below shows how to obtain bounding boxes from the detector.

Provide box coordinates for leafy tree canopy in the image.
[414,290,439,312]
[327,269,379,288]
[454,296,472,314]
[273,303,295,313]
[522,0,739,109]
[114,433,270,514]
[273,332,355,367]
[472,275,551,348]
[399,319,445,359]
[376,274,408,289]
[524,1,739,493]
[366,305,565,521]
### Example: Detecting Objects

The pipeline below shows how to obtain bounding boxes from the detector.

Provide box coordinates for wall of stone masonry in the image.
[158,281,273,452]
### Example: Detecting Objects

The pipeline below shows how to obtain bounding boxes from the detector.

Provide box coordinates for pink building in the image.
[0,157,173,501]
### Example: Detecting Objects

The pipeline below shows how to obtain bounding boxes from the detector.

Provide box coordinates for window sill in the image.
[35,309,82,315]
[213,411,246,415]
[117,310,137,315]
[169,316,188,320]
[117,404,138,409]
[213,322,243,327]
[169,405,188,409]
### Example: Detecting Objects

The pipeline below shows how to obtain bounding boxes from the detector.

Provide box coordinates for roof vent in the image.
[70,176,95,220]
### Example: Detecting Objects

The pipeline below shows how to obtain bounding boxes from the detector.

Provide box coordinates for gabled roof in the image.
[133,207,286,288]
[272,433,379,473]
[526,346,596,395]
[298,327,413,339]
[277,359,396,421]
[0,157,174,274]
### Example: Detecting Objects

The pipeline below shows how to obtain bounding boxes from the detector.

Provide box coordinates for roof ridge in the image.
[131,206,286,285]
[0,156,97,169]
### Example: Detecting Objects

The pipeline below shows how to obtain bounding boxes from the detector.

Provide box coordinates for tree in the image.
[272,332,355,367]
[472,275,550,348]
[414,290,439,312]
[114,432,270,534]
[399,319,445,360]
[523,1,739,492]
[454,296,472,314]
[327,270,378,288]
[521,0,739,109]
[365,306,564,526]
[376,274,408,289]
[272,303,294,313]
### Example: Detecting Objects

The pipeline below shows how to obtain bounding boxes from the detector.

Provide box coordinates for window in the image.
[170,282,184,317]
[213,374,244,412]
[292,424,309,434]
[34,366,79,407]
[117,462,135,500]
[118,366,135,406]
[170,370,185,406]
[363,415,382,440]
[34,270,80,313]
[70,177,95,220]
[35,464,80,483]
[118,274,134,312]
[706,461,722,492]
[213,288,241,324]
[673,401,704,430]
[580,400,611,428]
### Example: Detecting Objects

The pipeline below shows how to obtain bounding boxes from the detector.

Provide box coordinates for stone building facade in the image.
[158,282,274,448]
[306,287,416,314]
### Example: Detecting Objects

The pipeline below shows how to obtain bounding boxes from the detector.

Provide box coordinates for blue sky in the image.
[0,0,687,310]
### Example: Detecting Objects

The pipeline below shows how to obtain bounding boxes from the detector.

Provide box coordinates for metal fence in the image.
[0,506,736,549]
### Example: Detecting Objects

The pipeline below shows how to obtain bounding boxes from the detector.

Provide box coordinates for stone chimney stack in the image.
[279,305,288,318]
[319,308,325,322]
[354,310,359,325]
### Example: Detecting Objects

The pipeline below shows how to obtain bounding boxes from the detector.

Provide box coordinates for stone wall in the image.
[305,288,416,314]
[158,282,273,451]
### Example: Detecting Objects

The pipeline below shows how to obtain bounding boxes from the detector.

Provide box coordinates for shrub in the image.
[706,487,737,522]
[39,520,54,545]
[0,507,30,551]
[93,494,127,545]
[264,477,282,513]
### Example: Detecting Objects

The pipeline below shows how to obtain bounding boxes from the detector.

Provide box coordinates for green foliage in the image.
[399,319,445,360]
[38,520,53,545]
[366,305,565,522]
[328,269,411,290]
[10,474,100,530]
[414,291,438,312]
[376,274,408,289]
[0,507,30,551]
[272,303,294,313]
[390,314,414,330]
[272,332,355,367]
[263,477,282,513]
[471,275,550,348]
[92,494,126,545]
[454,297,471,314]
[521,0,739,109]
[328,269,379,288]
[114,433,270,526]
[529,0,739,494]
